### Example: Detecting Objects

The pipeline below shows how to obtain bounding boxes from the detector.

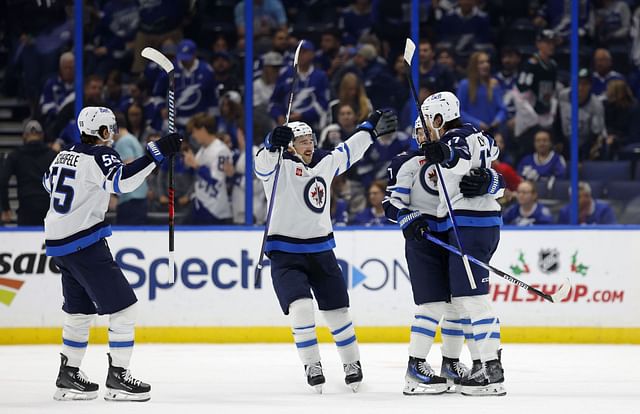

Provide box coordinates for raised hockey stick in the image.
[403,38,476,290]
[254,40,305,288]
[141,47,177,284]
[421,230,571,303]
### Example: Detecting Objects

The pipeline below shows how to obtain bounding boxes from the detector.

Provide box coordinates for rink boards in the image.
[1,227,638,344]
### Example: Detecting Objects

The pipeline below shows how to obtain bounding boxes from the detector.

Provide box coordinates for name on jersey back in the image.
[55,152,80,168]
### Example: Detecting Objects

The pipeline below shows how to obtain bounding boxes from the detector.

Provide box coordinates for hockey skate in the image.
[104,353,151,402]
[343,361,363,392]
[53,353,99,401]
[440,356,470,393]
[460,359,506,396]
[403,357,448,395]
[304,361,325,393]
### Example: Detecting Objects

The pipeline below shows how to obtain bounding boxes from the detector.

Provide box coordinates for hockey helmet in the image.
[287,121,316,145]
[77,106,118,143]
[412,116,425,142]
[420,91,460,129]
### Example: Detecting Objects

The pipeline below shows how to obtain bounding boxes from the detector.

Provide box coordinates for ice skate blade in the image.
[348,381,361,392]
[445,379,460,393]
[461,383,506,396]
[53,388,98,401]
[311,384,323,394]
[104,388,151,402]
[403,380,448,395]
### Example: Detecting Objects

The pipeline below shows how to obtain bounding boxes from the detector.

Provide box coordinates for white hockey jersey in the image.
[43,143,155,256]
[254,130,373,253]
[193,139,232,220]
[436,123,505,226]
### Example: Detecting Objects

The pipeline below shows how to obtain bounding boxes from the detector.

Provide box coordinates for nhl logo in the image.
[303,177,327,213]
[538,248,560,274]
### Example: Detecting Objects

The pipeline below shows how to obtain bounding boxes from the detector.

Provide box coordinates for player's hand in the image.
[357,109,398,139]
[421,141,452,164]
[397,208,430,241]
[266,126,293,151]
[460,167,493,197]
[146,132,183,163]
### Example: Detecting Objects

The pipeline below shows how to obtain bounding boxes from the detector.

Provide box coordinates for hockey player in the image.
[44,106,182,401]
[383,117,499,395]
[255,110,397,393]
[420,92,506,396]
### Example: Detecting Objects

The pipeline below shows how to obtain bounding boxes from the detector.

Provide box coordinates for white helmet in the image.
[412,116,423,142]
[77,106,118,144]
[420,91,460,129]
[287,121,316,144]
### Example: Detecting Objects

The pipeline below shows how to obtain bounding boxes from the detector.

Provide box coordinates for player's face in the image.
[293,135,314,164]
[415,127,427,144]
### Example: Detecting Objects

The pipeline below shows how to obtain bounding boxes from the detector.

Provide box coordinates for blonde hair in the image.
[338,73,370,122]
[466,51,496,104]
[606,79,635,110]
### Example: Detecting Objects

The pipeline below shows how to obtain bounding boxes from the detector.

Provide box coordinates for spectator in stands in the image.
[153,39,217,132]
[436,47,464,85]
[595,0,631,47]
[212,51,241,97]
[146,133,194,220]
[352,43,400,110]
[104,70,127,110]
[269,40,329,129]
[330,175,349,226]
[0,120,56,226]
[436,0,492,53]
[126,103,153,143]
[120,78,160,131]
[534,0,595,45]
[457,51,507,133]
[319,104,358,150]
[604,79,640,157]
[351,180,391,226]
[39,52,74,125]
[112,112,148,225]
[330,72,373,124]
[217,91,244,150]
[234,0,287,52]
[131,0,188,73]
[495,46,521,122]
[254,51,283,109]
[418,39,456,93]
[143,40,177,92]
[339,0,373,45]
[559,68,607,160]
[592,48,625,99]
[517,129,567,182]
[316,29,342,77]
[514,30,558,159]
[183,114,234,225]
[503,180,554,226]
[558,181,616,224]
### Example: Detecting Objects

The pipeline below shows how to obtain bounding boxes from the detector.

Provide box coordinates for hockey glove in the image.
[397,208,430,241]
[146,133,182,163]
[357,109,398,139]
[265,126,294,152]
[421,141,452,165]
[460,167,495,197]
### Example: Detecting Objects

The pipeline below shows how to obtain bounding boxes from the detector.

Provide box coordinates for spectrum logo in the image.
[0,277,25,306]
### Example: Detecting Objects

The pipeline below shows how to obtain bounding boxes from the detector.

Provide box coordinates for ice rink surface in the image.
[1,343,638,414]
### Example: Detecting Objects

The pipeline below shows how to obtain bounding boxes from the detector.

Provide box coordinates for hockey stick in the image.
[421,230,571,303]
[254,40,305,288]
[403,38,476,290]
[141,47,177,284]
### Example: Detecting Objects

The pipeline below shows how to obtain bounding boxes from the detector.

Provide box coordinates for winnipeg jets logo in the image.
[419,164,439,196]
[303,177,327,213]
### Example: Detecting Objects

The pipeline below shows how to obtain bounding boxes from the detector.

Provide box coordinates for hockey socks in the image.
[108,304,137,369]
[322,307,362,391]
[289,299,321,365]
[61,312,95,368]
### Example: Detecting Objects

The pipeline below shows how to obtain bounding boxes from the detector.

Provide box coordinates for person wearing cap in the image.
[212,51,241,96]
[269,40,329,129]
[0,120,56,225]
[558,68,607,160]
[152,39,217,132]
[513,29,558,159]
[254,51,284,109]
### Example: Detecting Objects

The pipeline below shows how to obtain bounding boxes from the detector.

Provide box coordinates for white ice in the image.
[1,343,638,414]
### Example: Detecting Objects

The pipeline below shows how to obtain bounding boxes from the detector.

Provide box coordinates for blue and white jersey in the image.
[382,150,452,232]
[517,151,567,181]
[43,143,156,256]
[269,65,329,127]
[254,130,373,254]
[39,76,74,117]
[503,202,554,226]
[193,139,233,220]
[153,59,218,129]
[437,123,505,226]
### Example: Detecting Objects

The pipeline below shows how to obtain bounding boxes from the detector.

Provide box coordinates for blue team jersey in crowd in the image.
[517,151,567,181]
[269,65,329,127]
[40,76,74,117]
[351,208,392,227]
[557,200,617,225]
[503,202,554,226]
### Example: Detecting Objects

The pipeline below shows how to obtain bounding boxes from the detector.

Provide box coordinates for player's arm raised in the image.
[254,125,293,181]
